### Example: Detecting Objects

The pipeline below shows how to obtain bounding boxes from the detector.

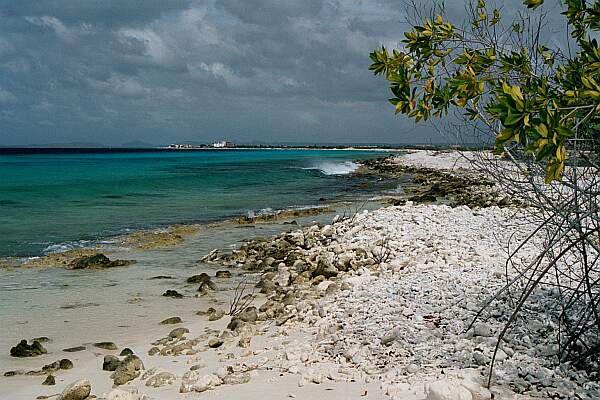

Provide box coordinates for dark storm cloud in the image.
[0,0,567,146]
[0,1,191,26]
[216,0,323,25]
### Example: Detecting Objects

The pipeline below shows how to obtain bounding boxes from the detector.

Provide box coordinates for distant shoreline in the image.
[0,144,484,155]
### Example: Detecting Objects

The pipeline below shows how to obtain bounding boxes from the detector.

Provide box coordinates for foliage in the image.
[369,0,600,182]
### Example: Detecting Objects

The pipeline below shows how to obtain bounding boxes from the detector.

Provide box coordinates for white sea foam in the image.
[43,242,86,254]
[303,161,360,175]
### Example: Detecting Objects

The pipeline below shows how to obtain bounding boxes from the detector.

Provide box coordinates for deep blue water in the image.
[0,149,395,257]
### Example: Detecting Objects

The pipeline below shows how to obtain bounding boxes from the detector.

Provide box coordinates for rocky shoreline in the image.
[0,205,342,270]
[3,150,598,400]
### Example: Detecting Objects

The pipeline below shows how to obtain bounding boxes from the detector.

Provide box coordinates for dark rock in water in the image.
[149,275,174,280]
[198,280,217,293]
[32,336,52,343]
[59,359,73,370]
[93,341,117,350]
[63,346,86,353]
[283,220,298,225]
[10,340,47,357]
[215,270,231,278]
[187,273,211,283]
[103,355,121,371]
[111,354,144,386]
[42,374,56,386]
[160,316,182,325]
[119,348,134,356]
[162,289,183,298]
[318,197,326,202]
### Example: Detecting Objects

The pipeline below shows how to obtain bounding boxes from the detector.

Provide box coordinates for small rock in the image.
[473,351,489,366]
[222,372,251,385]
[42,361,60,373]
[208,338,224,348]
[275,267,291,287]
[119,348,134,357]
[276,313,294,326]
[426,379,472,400]
[203,308,224,321]
[63,346,86,353]
[59,359,73,370]
[460,379,492,400]
[69,253,132,269]
[146,371,176,388]
[238,307,258,323]
[10,340,47,357]
[103,355,121,371]
[227,318,242,331]
[381,328,401,346]
[198,280,217,293]
[216,270,232,278]
[111,355,144,386]
[472,322,494,337]
[105,389,142,400]
[160,316,182,325]
[238,337,251,348]
[42,375,56,386]
[187,273,211,283]
[321,225,335,237]
[316,280,335,292]
[180,371,222,393]
[299,369,325,386]
[169,328,189,339]
[208,311,226,322]
[405,364,419,374]
[162,289,183,298]
[58,379,91,400]
[193,374,222,392]
[94,341,117,350]
[149,275,174,280]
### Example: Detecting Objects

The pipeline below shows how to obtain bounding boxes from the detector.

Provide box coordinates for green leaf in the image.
[523,0,544,9]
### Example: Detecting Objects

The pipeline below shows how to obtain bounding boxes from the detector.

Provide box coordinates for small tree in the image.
[370,0,599,182]
[370,0,600,383]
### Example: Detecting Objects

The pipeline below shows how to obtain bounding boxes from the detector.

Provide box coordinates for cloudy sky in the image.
[0,0,563,146]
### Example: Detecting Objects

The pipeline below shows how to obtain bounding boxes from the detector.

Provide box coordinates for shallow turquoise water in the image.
[0,149,394,257]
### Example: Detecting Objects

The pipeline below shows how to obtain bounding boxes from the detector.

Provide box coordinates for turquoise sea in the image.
[0,148,397,257]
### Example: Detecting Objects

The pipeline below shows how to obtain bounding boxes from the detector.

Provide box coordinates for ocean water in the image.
[0,148,395,257]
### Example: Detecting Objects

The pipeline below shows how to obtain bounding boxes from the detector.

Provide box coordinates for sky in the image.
[0,0,566,146]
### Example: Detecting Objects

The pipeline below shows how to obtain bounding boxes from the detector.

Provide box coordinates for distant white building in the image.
[212,140,235,148]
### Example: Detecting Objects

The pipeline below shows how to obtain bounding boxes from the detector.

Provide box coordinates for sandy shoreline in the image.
[2,150,598,400]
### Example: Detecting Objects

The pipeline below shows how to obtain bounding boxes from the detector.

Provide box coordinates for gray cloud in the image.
[0,0,566,146]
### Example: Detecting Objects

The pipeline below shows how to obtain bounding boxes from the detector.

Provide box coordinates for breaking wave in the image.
[302,161,360,175]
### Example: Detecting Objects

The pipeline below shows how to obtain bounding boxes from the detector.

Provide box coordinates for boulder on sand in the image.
[10,340,47,357]
[68,253,133,269]
[58,379,91,400]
